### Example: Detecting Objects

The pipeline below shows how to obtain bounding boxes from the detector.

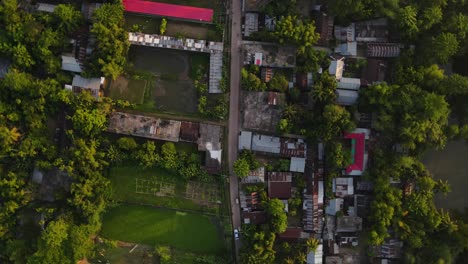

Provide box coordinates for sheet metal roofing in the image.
[123,0,213,22]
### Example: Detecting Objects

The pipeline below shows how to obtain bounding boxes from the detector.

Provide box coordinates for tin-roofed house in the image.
[68,75,104,99]
[268,172,292,199]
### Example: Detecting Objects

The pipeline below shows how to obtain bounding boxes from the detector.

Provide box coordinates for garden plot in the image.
[185,181,221,205]
[135,178,175,197]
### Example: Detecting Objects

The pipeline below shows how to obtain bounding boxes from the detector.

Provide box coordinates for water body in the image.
[422,140,468,210]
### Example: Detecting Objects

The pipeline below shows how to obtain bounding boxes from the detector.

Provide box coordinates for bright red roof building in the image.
[123,0,213,23]
[344,132,365,175]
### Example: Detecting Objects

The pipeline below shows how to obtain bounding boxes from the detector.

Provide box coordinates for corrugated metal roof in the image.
[252,134,281,154]
[329,59,344,79]
[61,56,83,73]
[37,3,56,13]
[336,89,358,105]
[290,157,306,172]
[72,76,102,90]
[337,77,360,90]
[239,131,253,150]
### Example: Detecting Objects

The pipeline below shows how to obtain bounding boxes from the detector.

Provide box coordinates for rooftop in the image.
[242,91,285,133]
[242,167,266,184]
[123,0,213,23]
[243,43,296,68]
[329,58,345,79]
[61,55,83,73]
[251,133,281,154]
[278,227,310,241]
[344,129,370,175]
[268,172,292,199]
[243,211,267,224]
[336,89,359,106]
[239,130,253,150]
[72,76,103,90]
[179,121,200,142]
[367,43,401,58]
[280,138,307,158]
[198,123,222,151]
[290,157,306,173]
[336,216,363,232]
[244,12,259,37]
[108,112,181,142]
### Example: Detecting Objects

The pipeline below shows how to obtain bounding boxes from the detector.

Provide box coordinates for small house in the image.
[268,172,292,199]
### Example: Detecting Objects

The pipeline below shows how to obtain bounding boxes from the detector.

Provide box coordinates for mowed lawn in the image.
[101,205,224,253]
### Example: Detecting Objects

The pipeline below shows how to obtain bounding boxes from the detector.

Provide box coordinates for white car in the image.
[234,228,239,240]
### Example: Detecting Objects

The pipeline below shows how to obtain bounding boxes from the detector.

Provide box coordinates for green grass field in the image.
[101,205,225,254]
[108,165,220,213]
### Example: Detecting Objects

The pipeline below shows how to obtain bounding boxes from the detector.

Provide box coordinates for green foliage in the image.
[264,198,288,234]
[136,141,160,167]
[273,15,320,55]
[325,142,351,171]
[234,158,250,178]
[198,95,207,114]
[116,137,138,151]
[161,142,179,170]
[359,83,449,151]
[155,245,171,263]
[53,4,82,35]
[69,108,107,137]
[89,3,129,79]
[427,33,459,64]
[239,150,260,170]
[311,72,337,104]
[160,18,167,35]
[241,68,266,91]
[269,74,289,92]
[278,118,292,134]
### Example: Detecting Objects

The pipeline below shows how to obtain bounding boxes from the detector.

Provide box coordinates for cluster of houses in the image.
[239,1,407,263]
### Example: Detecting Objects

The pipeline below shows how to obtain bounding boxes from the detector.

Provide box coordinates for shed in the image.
[61,56,83,73]
[367,43,401,58]
[290,157,306,173]
[238,131,253,150]
[37,3,56,13]
[337,77,361,90]
[72,76,103,91]
[335,42,357,56]
[244,12,259,37]
[336,89,358,106]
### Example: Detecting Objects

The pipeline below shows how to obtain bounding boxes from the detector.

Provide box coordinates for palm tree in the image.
[295,251,307,264]
[306,238,320,253]
[284,257,295,264]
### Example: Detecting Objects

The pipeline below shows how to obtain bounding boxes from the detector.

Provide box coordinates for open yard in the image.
[127,46,210,115]
[109,76,147,104]
[109,165,222,212]
[423,140,468,210]
[101,205,225,254]
[125,14,221,41]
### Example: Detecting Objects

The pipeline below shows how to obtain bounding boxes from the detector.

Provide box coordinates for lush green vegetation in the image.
[109,165,220,213]
[101,205,225,254]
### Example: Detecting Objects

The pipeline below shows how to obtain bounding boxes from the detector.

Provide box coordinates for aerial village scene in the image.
[1,0,468,263]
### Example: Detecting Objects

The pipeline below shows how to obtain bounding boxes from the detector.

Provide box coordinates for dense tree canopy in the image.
[89,3,129,79]
[359,83,449,151]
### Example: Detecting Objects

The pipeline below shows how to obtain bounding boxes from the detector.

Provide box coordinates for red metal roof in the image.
[123,0,213,23]
[344,132,365,174]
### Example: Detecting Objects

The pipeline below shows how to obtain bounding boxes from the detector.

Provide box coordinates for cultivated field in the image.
[423,140,468,210]
[101,204,225,253]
